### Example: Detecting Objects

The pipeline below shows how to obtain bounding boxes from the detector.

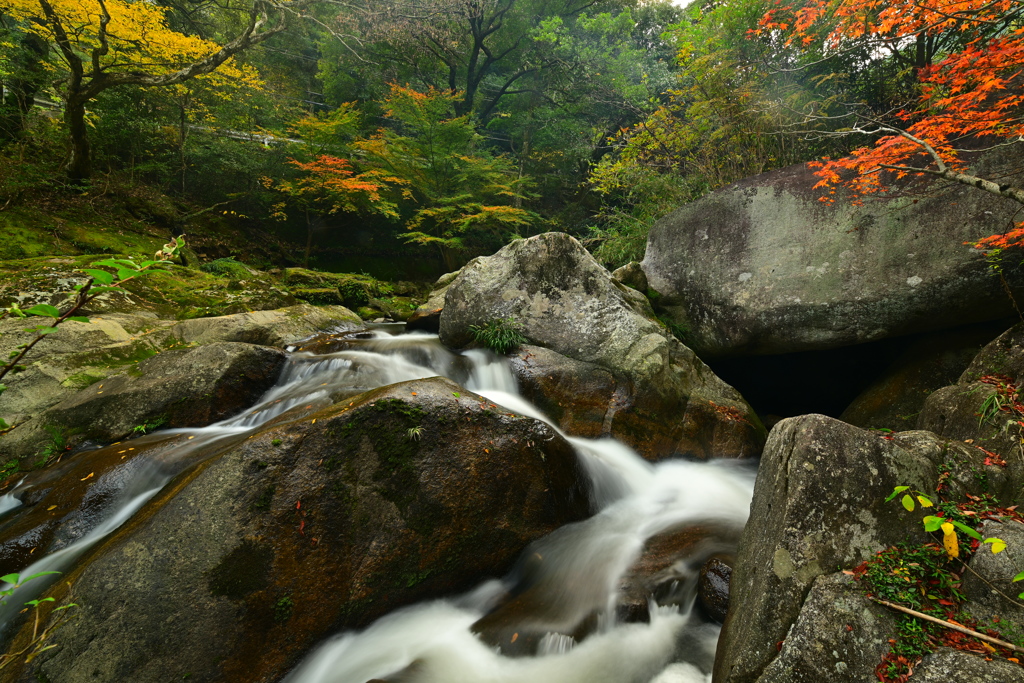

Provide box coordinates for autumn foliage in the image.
[757,0,1024,247]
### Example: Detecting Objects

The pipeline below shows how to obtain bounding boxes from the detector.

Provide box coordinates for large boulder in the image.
[0,313,172,427]
[0,305,360,437]
[642,149,1024,356]
[6,377,590,683]
[440,233,765,460]
[753,573,898,682]
[0,342,286,464]
[715,415,1015,683]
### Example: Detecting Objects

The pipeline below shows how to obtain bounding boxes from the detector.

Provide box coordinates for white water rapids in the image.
[0,329,755,682]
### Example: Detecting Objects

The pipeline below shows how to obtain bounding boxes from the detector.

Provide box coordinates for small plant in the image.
[406,426,423,441]
[469,317,527,355]
[132,416,168,436]
[0,571,77,670]
[35,426,70,468]
[273,594,294,622]
[271,439,282,446]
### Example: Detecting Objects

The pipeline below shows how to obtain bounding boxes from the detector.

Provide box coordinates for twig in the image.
[870,597,1024,654]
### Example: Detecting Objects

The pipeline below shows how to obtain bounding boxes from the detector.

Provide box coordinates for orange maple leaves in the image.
[757,0,1024,246]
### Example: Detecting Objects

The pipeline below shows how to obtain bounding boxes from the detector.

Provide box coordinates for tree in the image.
[355,84,536,269]
[757,0,1024,243]
[266,105,404,266]
[330,0,613,121]
[584,0,854,265]
[3,0,312,181]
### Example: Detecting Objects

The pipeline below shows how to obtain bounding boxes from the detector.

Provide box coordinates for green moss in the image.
[251,485,276,511]
[292,288,343,305]
[327,398,425,515]
[61,371,104,390]
[272,594,294,622]
[199,258,251,279]
[208,540,273,599]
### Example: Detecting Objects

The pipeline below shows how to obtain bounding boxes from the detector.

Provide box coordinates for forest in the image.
[4,0,1017,278]
[2,1,1024,682]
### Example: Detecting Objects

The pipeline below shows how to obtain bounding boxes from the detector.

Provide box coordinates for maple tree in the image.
[756,0,1024,247]
[265,105,404,266]
[350,84,535,268]
[1,0,312,181]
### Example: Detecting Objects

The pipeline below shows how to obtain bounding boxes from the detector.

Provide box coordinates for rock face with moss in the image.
[0,304,360,464]
[642,150,1024,357]
[9,377,589,683]
[715,415,1018,683]
[0,342,286,463]
[440,232,765,460]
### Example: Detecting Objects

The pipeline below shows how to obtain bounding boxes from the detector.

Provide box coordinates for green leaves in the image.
[23,304,60,318]
[886,485,910,502]
[81,268,114,285]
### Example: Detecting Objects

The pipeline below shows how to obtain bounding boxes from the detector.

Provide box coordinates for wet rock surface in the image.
[9,377,590,683]
[442,233,766,460]
[697,555,732,623]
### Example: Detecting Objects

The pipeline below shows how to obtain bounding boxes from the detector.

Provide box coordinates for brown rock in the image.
[697,555,732,623]
[9,377,590,683]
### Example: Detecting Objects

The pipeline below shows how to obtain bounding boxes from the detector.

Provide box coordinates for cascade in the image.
[0,330,755,682]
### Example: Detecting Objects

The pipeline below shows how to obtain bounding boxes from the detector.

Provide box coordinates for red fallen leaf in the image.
[299,520,306,535]
[296,500,302,510]
[938,599,955,606]
[776,640,784,651]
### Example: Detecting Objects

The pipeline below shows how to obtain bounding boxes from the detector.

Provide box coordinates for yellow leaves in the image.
[10,0,264,90]
[941,522,959,559]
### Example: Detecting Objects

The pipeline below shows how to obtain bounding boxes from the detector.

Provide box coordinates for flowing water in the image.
[0,329,756,682]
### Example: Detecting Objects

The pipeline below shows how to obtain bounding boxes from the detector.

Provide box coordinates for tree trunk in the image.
[65,95,91,182]
[304,210,314,268]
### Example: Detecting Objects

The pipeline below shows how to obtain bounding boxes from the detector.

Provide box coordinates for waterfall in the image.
[0,329,755,683]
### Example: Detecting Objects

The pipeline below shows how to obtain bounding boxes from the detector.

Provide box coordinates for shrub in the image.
[469,317,527,354]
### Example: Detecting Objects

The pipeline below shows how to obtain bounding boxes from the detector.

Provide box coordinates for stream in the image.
[0,329,756,682]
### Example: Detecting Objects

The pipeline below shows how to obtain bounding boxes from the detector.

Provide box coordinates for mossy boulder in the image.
[7,377,590,683]
[642,147,1024,356]
[0,313,176,428]
[0,342,286,463]
[441,233,765,460]
[291,287,345,306]
[281,268,394,308]
[166,303,361,347]
[0,305,360,442]
[715,416,1011,683]
[0,256,296,319]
